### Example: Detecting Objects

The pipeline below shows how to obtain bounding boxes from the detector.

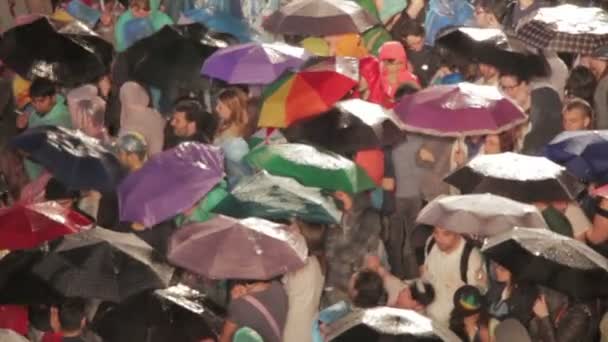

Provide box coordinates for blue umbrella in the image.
[183,8,252,43]
[10,126,123,192]
[544,130,608,182]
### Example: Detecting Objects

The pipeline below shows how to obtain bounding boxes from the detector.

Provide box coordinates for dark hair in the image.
[394,82,420,101]
[295,220,327,256]
[410,281,436,307]
[352,270,386,308]
[29,78,57,98]
[563,98,594,121]
[565,66,597,104]
[173,98,219,143]
[45,178,79,201]
[390,19,425,41]
[57,298,86,332]
[474,0,509,21]
[449,286,489,341]
[499,70,532,84]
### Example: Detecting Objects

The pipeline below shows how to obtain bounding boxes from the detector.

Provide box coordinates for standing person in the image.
[562,99,594,131]
[449,286,491,342]
[588,49,608,128]
[113,0,173,52]
[486,262,538,326]
[473,0,508,28]
[390,20,440,87]
[421,227,488,325]
[282,221,326,342]
[378,41,419,101]
[475,63,500,86]
[565,66,597,105]
[16,78,72,181]
[164,98,218,149]
[502,0,550,32]
[48,297,101,342]
[499,71,562,155]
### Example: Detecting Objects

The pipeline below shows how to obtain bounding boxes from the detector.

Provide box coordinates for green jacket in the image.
[174,181,229,226]
[114,0,174,52]
[25,95,72,180]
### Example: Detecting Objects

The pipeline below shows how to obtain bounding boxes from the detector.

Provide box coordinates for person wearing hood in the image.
[118,81,165,156]
[16,78,72,181]
[378,41,420,102]
[114,0,173,52]
[67,86,109,142]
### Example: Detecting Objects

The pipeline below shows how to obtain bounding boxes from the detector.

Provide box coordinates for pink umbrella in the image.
[394,82,528,137]
[168,215,308,280]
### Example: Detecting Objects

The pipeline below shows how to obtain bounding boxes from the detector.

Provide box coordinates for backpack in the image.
[425,237,474,284]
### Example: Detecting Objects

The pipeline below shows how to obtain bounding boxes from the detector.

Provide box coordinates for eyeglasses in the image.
[500,82,521,92]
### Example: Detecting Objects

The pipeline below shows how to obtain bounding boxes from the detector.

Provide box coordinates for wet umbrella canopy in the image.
[0,17,113,87]
[544,130,608,182]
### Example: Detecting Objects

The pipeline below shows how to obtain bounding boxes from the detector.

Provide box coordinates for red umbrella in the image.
[0,201,93,250]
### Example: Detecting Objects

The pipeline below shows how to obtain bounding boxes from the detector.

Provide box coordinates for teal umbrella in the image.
[214,171,341,224]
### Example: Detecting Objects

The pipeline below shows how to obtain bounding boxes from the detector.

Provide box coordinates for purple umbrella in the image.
[394,83,528,137]
[118,143,224,227]
[201,42,310,84]
[167,215,308,280]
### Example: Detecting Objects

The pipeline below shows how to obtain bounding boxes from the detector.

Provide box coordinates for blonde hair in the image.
[217,87,249,134]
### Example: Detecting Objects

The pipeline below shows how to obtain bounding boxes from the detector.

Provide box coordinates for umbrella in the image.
[168,216,307,280]
[245,143,376,193]
[201,42,310,84]
[515,4,608,54]
[283,98,406,153]
[416,194,547,237]
[445,152,585,203]
[263,0,379,36]
[544,130,608,182]
[123,23,220,88]
[0,17,112,87]
[0,249,63,304]
[436,27,549,78]
[394,83,528,137]
[118,142,224,227]
[213,171,342,224]
[92,284,225,342]
[326,307,461,342]
[258,56,359,128]
[482,227,608,299]
[0,201,93,250]
[182,8,252,43]
[10,125,123,192]
[31,227,174,302]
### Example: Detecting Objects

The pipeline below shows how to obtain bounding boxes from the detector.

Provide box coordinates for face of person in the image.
[499,75,529,108]
[562,108,590,131]
[395,286,422,311]
[170,111,195,138]
[494,263,512,283]
[215,100,232,122]
[405,35,424,52]
[479,63,498,81]
[31,95,55,114]
[432,227,461,252]
[474,6,493,28]
[131,5,150,18]
[589,58,608,80]
[483,134,501,154]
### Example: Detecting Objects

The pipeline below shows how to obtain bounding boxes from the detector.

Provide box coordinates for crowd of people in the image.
[3,0,608,341]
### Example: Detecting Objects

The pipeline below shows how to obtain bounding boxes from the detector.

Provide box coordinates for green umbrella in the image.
[214,171,342,224]
[245,143,375,194]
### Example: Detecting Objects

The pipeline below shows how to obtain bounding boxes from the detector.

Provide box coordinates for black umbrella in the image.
[436,27,549,78]
[0,17,112,87]
[92,284,225,342]
[123,23,221,88]
[326,307,460,342]
[482,227,608,299]
[31,227,174,302]
[0,249,62,305]
[444,152,585,203]
[283,99,406,154]
[10,125,123,192]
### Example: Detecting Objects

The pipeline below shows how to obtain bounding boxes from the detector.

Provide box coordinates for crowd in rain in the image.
[5,0,608,341]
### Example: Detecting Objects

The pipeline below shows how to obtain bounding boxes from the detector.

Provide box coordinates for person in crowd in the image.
[218,277,288,342]
[119,81,165,156]
[67,94,108,142]
[390,20,439,87]
[475,63,500,86]
[283,221,327,342]
[502,0,550,32]
[17,78,71,181]
[358,56,392,107]
[473,0,508,29]
[479,130,516,155]
[116,132,148,174]
[564,66,598,105]
[486,262,538,326]
[499,70,562,155]
[588,49,608,128]
[562,98,594,131]
[164,98,218,149]
[449,285,491,342]
[114,0,173,52]
[421,227,488,325]
[378,41,420,101]
[49,298,100,342]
